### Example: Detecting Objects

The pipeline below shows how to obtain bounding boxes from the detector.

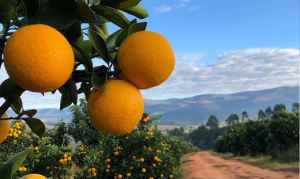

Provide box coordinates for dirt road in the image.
[182,151,299,179]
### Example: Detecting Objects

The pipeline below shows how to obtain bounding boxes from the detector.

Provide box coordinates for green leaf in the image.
[117,0,141,9]
[78,82,92,99]
[66,79,78,105]
[91,5,129,28]
[92,71,107,89]
[76,0,96,23]
[10,97,23,114]
[115,19,136,47]
[6,150,30,175]
[93,14,109,26]
[91,25,109,41]
[88,29,110,64]
[63,20,82,43]
[116,21,146,47]
[38,0,79,29]
[0,162,13,179]
[71,42,93,73]
[21,0,40,19]
[89,0,100,5]
[23,118,45,138]
[122,5,148,19]
[76,32,93,55]
[106,29,122,52]
[23,110,37,118]
[101,0,141,9]
[128,22,147,36]
[0,79,24,98]
[60,87,72,110]
[0,0,16,24]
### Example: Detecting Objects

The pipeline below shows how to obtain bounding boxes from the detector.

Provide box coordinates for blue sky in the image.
[0,0,299,109]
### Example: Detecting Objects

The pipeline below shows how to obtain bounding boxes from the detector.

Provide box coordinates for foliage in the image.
[213,109,299,161]
[0,120,73,179]
[258,109,266,119]
[241,111,248,121]
[292,102,299,112]
[67,99,199,178]
[225,114,239,125]
[273,103,286,114]
[206,115,219,129]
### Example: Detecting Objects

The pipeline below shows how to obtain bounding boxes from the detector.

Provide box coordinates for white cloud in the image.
[141,48,299,99]
[154,5,172,12]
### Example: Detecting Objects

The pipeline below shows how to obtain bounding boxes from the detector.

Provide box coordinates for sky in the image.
[0,0,299,109]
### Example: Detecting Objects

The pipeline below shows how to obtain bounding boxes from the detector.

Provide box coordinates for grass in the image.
[210,151,299,172]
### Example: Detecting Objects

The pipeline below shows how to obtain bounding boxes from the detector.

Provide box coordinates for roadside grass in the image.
[209,151,299,172]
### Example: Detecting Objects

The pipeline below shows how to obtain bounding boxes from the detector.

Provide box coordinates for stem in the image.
[0,97,18,117]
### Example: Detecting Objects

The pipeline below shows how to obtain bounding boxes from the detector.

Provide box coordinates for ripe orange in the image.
[117,31,175,89]
[3,24,74,93]
[20,174,46,179]
[0,113,11,144]
[87,79,144,135]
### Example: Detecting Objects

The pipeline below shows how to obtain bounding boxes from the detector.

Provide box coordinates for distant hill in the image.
[6,86,299,125]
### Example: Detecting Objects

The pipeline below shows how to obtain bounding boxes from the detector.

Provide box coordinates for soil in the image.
[182,151,299,179]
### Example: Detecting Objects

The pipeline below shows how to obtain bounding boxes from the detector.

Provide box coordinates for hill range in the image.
[6,86,299,125]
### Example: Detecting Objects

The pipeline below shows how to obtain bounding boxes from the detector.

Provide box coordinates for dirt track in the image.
[182,151,299,179]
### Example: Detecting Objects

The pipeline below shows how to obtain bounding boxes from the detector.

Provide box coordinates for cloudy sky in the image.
[0,0,299,109]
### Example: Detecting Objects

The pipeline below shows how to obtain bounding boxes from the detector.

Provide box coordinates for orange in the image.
[87,79,144,135]
[3,24,74,93]
[20,174,46,179]
[117,31,175,89]
[0,113,11,144]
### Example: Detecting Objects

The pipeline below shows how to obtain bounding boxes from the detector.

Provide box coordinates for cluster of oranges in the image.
[7,121,22,138]
[87,167,97,177]
[58,154,71,165]
[18,166,27,172]
[87,31,175,136]
[142,116,151,123]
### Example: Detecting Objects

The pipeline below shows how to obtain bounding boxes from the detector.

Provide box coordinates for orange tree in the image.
[0,120,73,179]
[68,99,199,178]
[213,109,299,160]
[0,0,178,178]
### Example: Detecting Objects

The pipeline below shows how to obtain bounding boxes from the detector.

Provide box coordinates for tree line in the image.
[167,102,299,150]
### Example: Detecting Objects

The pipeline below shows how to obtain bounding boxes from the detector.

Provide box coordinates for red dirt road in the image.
[182,151,299,179]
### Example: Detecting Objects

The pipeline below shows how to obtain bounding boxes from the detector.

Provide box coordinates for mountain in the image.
[144,86,299,124]
[6,86,299,124]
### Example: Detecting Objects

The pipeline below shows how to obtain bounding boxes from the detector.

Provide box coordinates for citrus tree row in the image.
[213,110,299,159]
[0,100,199,179]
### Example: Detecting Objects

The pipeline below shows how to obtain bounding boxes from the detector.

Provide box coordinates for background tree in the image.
[273,103,286,113]
[292,102,299,113]
[258,109,266,120]
[206,115,219,129]
[241,111,249,121]
[265,106,273,118]
[167,126,185,137]
[226,114,239,125]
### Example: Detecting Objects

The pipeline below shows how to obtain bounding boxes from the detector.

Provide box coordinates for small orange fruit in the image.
[117,31,175,89]
[3,24,74,93]
[87,79,144,135]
